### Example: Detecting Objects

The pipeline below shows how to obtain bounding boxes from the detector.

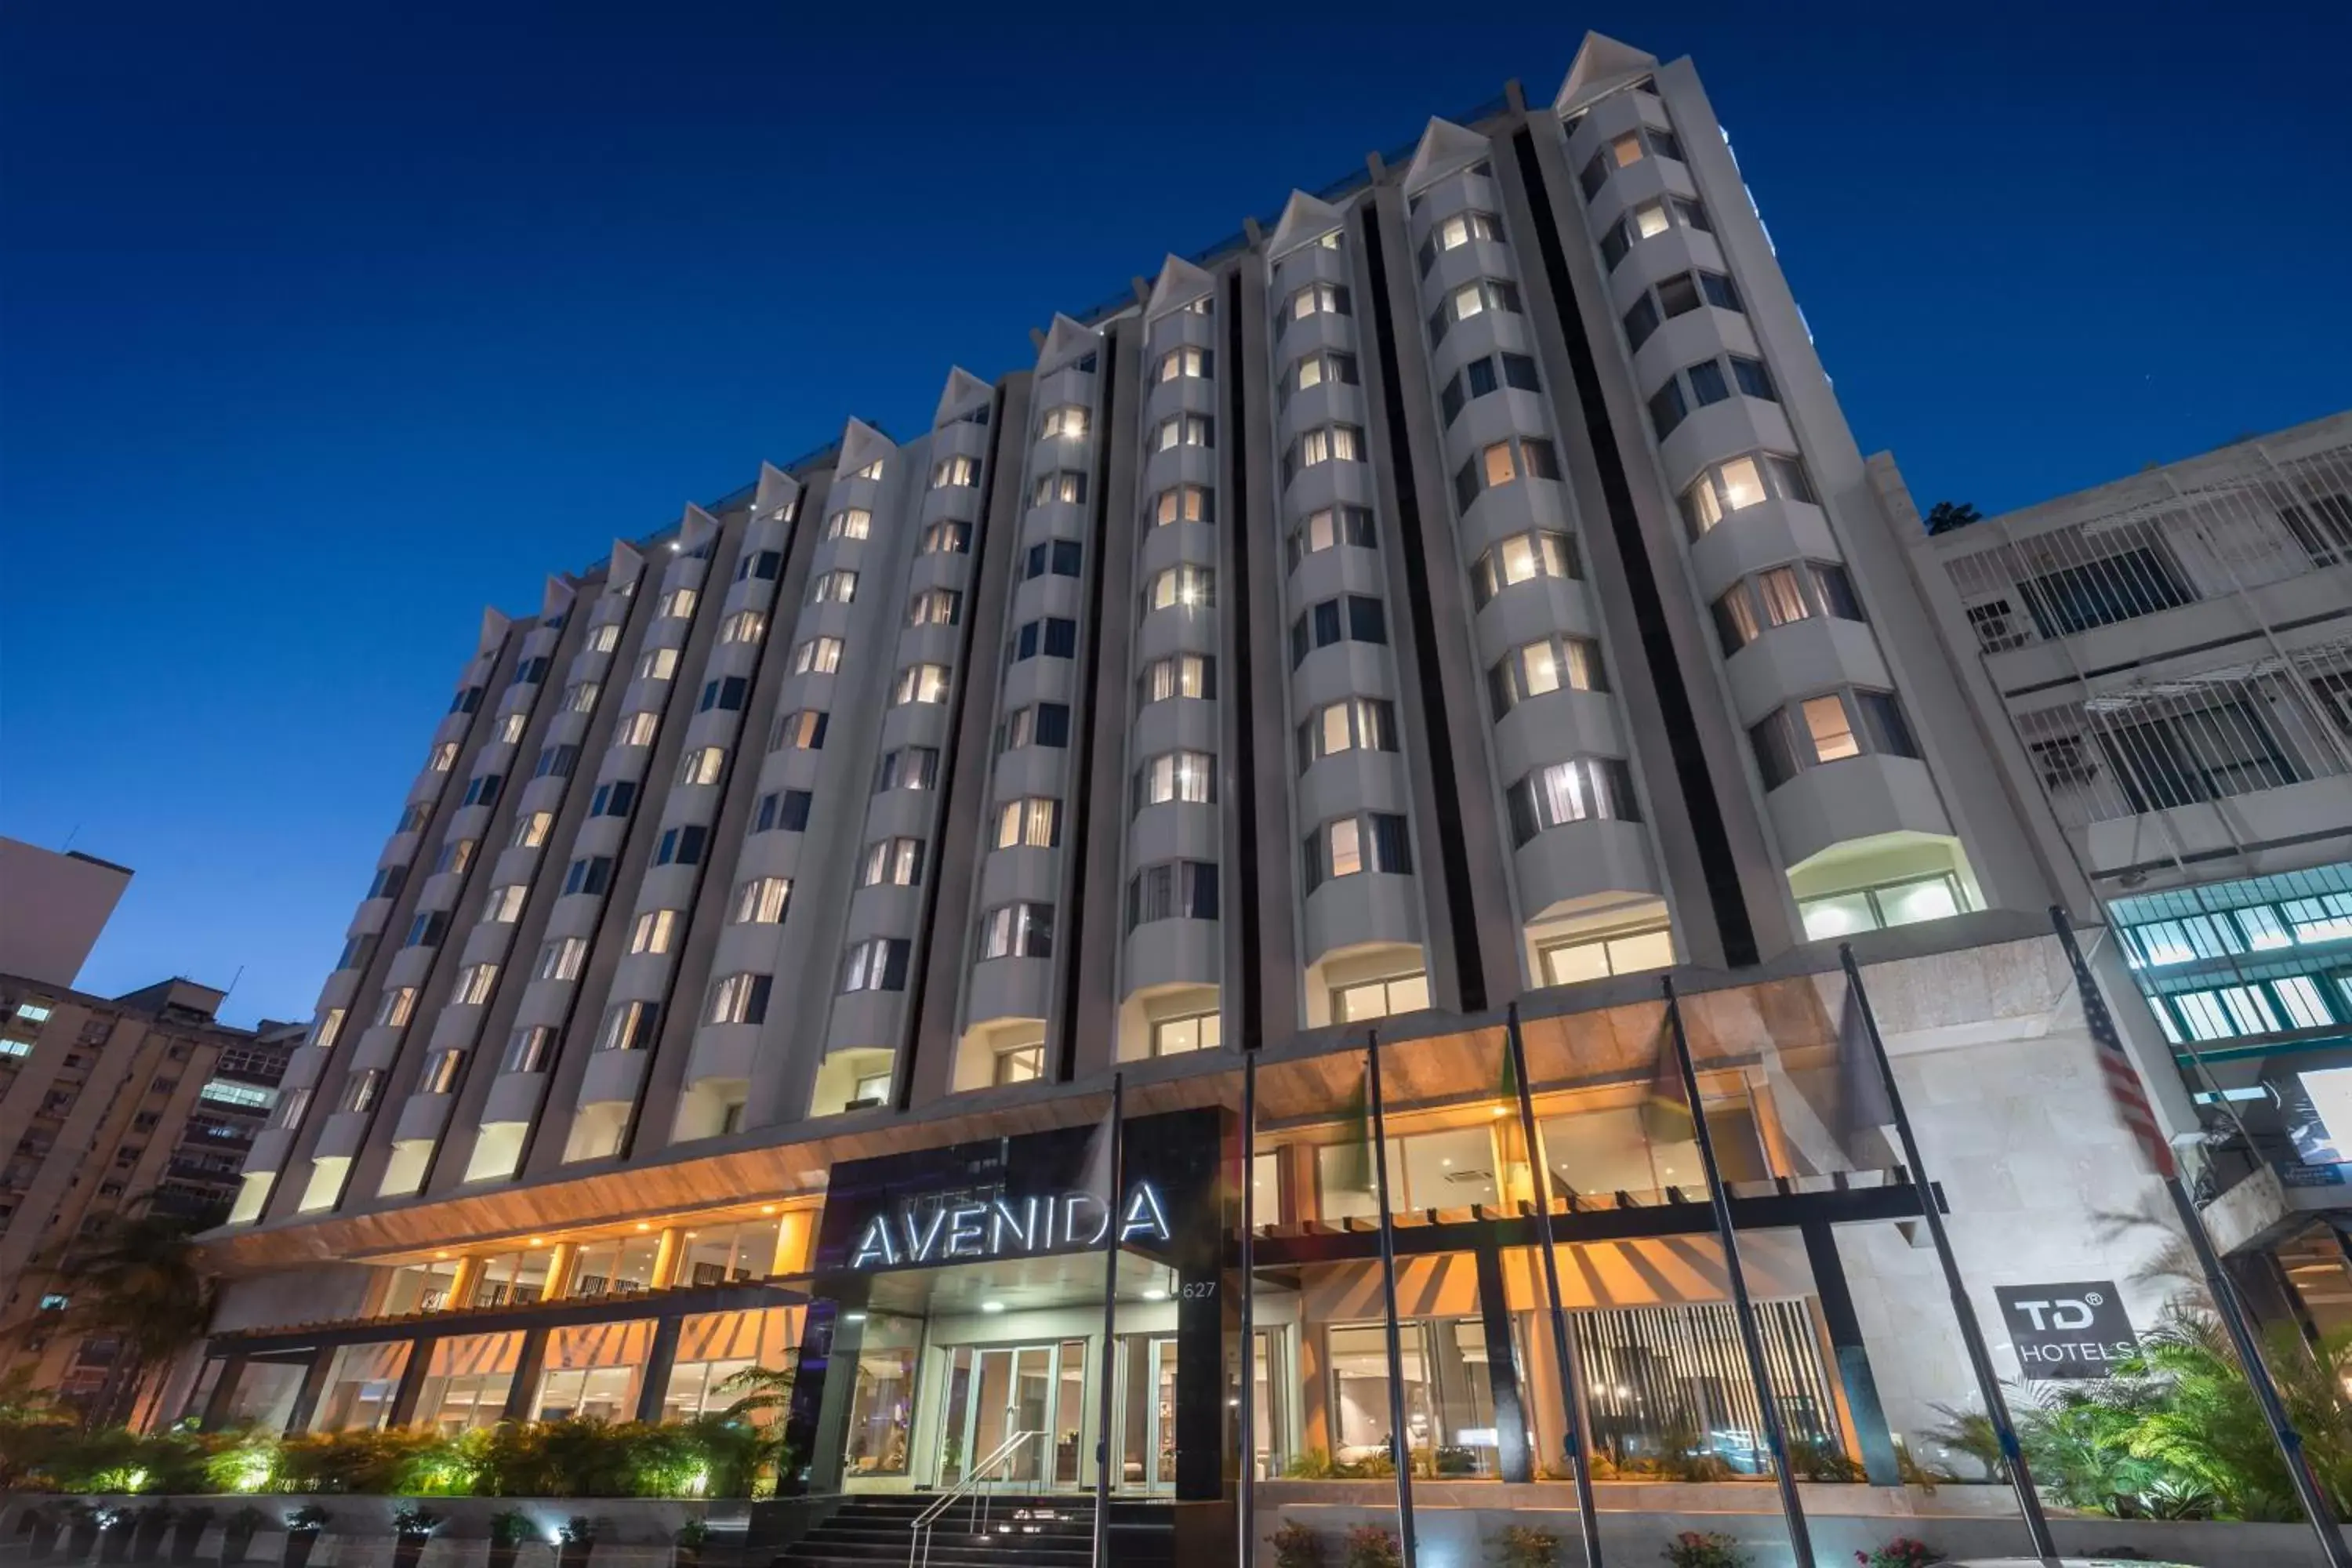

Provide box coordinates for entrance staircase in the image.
[771,1493,1174,1568]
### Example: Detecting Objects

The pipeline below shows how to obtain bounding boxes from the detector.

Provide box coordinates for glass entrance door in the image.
[1112,1333,1178,1492]
[953,1341,1087,1486]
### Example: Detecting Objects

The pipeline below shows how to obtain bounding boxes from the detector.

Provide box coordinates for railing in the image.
[2009,638,2352,829]
[908,1428,1047,1568]
[1939,438,2352,656]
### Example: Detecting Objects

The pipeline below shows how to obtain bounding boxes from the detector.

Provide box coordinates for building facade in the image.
[0,975,297,1411]
[185,33,2212,1522]
[1890,410,2352,1332]
[0,837,132,990]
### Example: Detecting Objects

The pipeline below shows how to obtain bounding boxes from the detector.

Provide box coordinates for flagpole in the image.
[1365,1029,1418,1568]
[1094,1073,1123,1568]
[1660,977,1813,1567]
[1838,942,2056,1561]
[1504,1004,1602,1568]
[1238,1050,1258,1568]
[2049,908,2352,1568]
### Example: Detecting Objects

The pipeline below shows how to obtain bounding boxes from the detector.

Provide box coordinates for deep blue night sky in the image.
[4,0,2347,1025]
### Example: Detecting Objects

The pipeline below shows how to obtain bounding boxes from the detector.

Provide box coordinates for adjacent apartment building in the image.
[1890,411,2352,1332]
[0,974,299,1413]
[183,34,2225,1515]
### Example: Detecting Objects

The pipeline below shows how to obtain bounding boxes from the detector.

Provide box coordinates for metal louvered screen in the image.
[1570,1298,1842,1472]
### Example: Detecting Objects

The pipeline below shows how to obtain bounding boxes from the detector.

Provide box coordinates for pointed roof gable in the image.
[677,503,720,555]
[752,461,800,517]
[933,367,993,429]
[1035,313,1101,375]
[1401,118,1492,196]
[477,608,512,657]
[836,417,895,478]
[606,539,645,588]
[1144,255,1216,320]
[539,575,576,623]
[1265,191,1348,261]
[1555,31,1660,115]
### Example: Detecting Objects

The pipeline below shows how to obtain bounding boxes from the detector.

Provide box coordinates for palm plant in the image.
[5,1199,218,1429]
[714,1364,794,1421]
[1923,501,1982,535]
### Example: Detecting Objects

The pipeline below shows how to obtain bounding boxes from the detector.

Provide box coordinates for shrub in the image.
[390,1506,442,1540]
[1490,1525,1558,1568]
[1269,1520,1322,1568]
[1341,1524,1400,1568]
[1660,1533,1746,1568]
[1855,1541,1936,1568]
[271,1432,466,1497]
[487,1509,537,1547]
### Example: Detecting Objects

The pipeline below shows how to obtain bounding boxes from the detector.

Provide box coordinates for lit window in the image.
[535,938,588,982]
[1298,698,1397,768]
[826,507,871,539]
[677,746,727,786]
[907,589,961,626]
[1138,655,1214,706]
[839,938,910,993]
[426,742,459,772]
[1282,423,1363,487]
[375,987,418,1029]
[482,884,528,924]
[790,637,844,675]
[994,1043,1045,1084]
[1417,209,1500,274]
[920,519,971,554]
[1472,530,1580,604]
[1302,813,1411,889]
[615,711,660,747]
[1802,695,1859,761]
[1288,505,1376,567]
[1281,281,1350,331]
[1040,405,1091,440]
[1155,346,1209,382]
[658,587,698,619]
[1283,351,1359,407]
[1153,413,1213,451]
[809,570,857,604]
[629,909,681,955]
[1486,637,1604,717]
[504,1026,555,1073]
[495,711,528,744]
[586,623,621,653]
[420,1049,465,1096]
[931,454,980,488]
[1152,485,1215,526]
[1144,564,1214,612]
[1126,861,1219,928]
[1540,926,1675,985]
[873,746,939,791]
[510,811,554,849]
[1135,750,1216,808]
[999,702,1071,750]
[894,663,951,704]
[706,972,773,1026]
[979,902,1055,960]
[994,797,1062,848]
[1504,757,1641,846]
[771,709,828,751]
[858,837,925,887]
[636,648,680,682]
[596,999,662,1051]
[453,963,499,1006]
[730,877,791,924]
[1334,972,1431,1022]
[343,1069,383,1114]
[1151,1010,1220,1057]
[561,681,600,713]
[1032,470,1087,507]
[310,1008,347,1051]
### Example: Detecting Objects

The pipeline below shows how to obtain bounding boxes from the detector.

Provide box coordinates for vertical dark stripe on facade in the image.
[893,387,1014,1109]
[1356,203,1486,1013]
[1222,270,1262,1048]
[1508,128,1758,967]
[1052,332,1122,1082]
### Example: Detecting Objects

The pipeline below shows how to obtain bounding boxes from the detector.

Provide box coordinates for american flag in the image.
[2053,909,2176,1179]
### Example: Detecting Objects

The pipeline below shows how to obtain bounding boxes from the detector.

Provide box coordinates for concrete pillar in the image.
[773,1207,817,1275]
[1802,1221,1900,1486]
[387,1335,438,1428]
[635,1316,684,1423]
[445,1258,483,1310]
[545,1242,577,1299]
[200,1354,249,1429]
[503,1328,551,1422]
[1473,1233,1534,1483]
[283,1348,339,1434]
[652,1228,684,1289]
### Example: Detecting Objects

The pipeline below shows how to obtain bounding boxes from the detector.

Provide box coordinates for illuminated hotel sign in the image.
[849,1181,1172,1269]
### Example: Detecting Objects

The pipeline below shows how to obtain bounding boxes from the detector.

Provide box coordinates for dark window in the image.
[461,773,502,808]
[1855,691,1920,760]
[699,676,748,713]
[1656,272,1702,318]
[589,780,637,818]
[1699,271,1741,310]
[534,743,579,779]
[754,790,813,833]
[653,825,708,867]
[1599,218,1630,270]
[1687,360,1730,405]
[1036,703,1071,747]
[1501,353,1541,392]
[1347,595,1387,643]
[735,550,782,582]
[450,686,484,714]
[1730,356,1775,400]
[2017,547,2193,637]
[1624,295,1661,350]
[1813,563,1865,622]
[563,856,614,897]
[1750,713,1798,790]
[1648,381,1687,439]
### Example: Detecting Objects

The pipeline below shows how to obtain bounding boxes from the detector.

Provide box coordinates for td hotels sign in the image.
[1994,1280,2140,1380]
[848,1182,1172,1270]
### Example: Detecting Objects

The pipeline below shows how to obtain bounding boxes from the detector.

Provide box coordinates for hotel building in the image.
[183,31,2223,1537]
[1891,411,2352,1335]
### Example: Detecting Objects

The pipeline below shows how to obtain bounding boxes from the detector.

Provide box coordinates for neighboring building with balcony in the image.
[172,35,2218,1545]
[0,973,299,1414]
[1889,409,2352,1328]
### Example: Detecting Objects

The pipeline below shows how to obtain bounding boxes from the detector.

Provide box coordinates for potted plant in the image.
[1269,1521,1321,1568]
[1491,1526,1558,1568]
[1855,1541,1937,1568]
[673,1519,710,1568]
[97,1509,136,1566]
[556,1516,603,1568]
[221,1507,270,1566]
[391,1507,442,1568]
[20,1504,65,1561]
[168,1507,215,1566]
[487,1510,536,1568]
[1341,1525,1400,1568]
[281,1508,329,1568]
[1661,1533,1747,1568]
[129,1506,176,1564]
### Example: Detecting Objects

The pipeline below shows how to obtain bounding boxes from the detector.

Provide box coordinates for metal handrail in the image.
[908,1428,1046,1568]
